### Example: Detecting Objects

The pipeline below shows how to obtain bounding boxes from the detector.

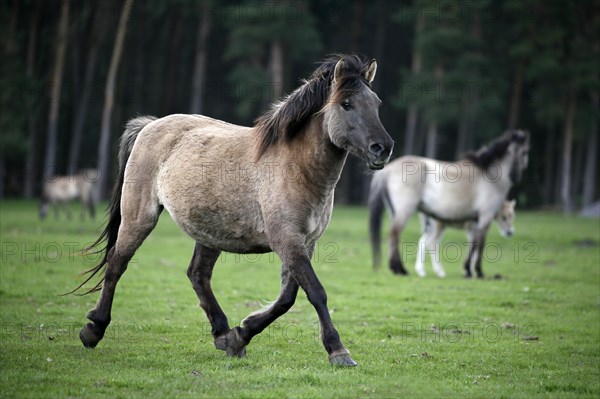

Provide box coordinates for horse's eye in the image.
[341,100,353,111]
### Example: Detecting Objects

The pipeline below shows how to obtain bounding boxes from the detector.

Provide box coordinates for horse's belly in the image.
[421,185,477,221]
[163,199,270,254]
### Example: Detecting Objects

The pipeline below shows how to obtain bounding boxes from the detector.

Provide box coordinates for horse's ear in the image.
[333,59,346,85]
[363,59,377,84]
[510,199,517,208]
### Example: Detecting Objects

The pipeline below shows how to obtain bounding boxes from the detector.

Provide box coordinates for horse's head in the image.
[508,129,530,182]
[323,58,394,170]
[495,199,516,237]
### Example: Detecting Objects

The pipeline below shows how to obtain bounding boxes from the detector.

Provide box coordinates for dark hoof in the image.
[476,273,485,279]
[329,349,358,367]
[218,327,247,357]
[389,259,408,275]
[214,335,227,351]
[80,322,104,348]
[464,272,473,279]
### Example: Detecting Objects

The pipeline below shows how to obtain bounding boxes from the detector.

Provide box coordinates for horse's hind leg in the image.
[389,215,410,275]
[430,223,446,278]
[80,203,161,347]
[186,243,232,351]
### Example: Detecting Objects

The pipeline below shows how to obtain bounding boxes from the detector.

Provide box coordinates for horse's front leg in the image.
[463,224,490,279]
[219,245,311,358]
[277,240,355,366]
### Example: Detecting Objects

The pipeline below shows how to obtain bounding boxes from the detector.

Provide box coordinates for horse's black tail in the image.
[66,116,157,295]
[368,171,388,270]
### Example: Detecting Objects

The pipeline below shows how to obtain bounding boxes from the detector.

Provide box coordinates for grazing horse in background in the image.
[39,170,97,220]
[415,199,517,278]
[369,130,529,278]
[73,55,393,367]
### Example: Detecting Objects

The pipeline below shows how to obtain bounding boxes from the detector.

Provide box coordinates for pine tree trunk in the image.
[543,124,555,205]
[456,10,481,159]
[162,12,184,115]
[425,121,438,158]
[404,10,424,155]
[425,64,443,159]
[372,0,387,93]
[68,2,108,172]
[23,3,41,198]
[582,90,598,207]
[96,0,134,200]
[190,4,212,114]
[43,0,69,180]
[561,90,577,214]
[268,39,284,101]
[507,64,524,129]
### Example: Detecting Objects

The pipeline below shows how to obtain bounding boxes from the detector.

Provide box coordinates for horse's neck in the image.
[295,116,348,193]
[497,155,516,191]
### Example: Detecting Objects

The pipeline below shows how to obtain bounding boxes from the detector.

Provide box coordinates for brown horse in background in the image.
[74,55,393,366]
[39,169,97,220]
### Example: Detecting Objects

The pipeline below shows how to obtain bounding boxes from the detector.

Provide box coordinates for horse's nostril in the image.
[369,143,385,156]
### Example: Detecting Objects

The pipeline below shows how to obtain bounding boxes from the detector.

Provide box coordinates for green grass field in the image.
[1,200,598,398]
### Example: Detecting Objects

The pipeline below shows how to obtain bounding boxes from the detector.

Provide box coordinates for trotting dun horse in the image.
[369,130,529,278]
[39,170,97,220]
[74,55,393,366]
[415,199,516,278]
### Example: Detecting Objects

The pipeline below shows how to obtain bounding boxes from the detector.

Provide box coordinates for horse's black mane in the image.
[254,54,372,157]
[465,129,528,169]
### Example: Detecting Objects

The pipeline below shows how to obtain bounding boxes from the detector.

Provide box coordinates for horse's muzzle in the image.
[366,140,394,170]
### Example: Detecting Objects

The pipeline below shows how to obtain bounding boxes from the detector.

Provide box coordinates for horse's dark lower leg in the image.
[64,203,72,220]
[389,225,408,275]
[464,229,486,278]
[186,243,231,350]
[80,248,131,347]
[474,235,486,278]
[291,256,355,365]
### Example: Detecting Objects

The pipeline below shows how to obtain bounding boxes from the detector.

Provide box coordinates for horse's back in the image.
[44,177,79,201]
[124,113,267,252]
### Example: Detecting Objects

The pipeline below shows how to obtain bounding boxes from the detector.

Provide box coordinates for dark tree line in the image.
[1,0,598,212]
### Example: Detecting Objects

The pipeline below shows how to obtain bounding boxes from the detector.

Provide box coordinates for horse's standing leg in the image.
[79,199,86,221]
[186,243,232,351]
[63,202,73,220]
[415,215,428,277]
[388,214,410,275]
[220,241,355,366]
[473,225,490,279]
[430,223,446,278]
[281,241,355,366]
[88,200,96,220]
[463,226,476,278]
[53,201,60,220]
[463,224,489,279]
[80,206,160,348]
[217,245,310,357]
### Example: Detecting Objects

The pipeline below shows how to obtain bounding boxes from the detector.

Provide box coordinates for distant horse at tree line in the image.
[369,130,529,278]
[70,54,393,367]
[39,169,97,220]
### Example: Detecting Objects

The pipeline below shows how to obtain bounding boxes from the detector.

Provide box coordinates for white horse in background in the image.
[39,169,97,220]
[369,130,529,278]
[416,199,516,278]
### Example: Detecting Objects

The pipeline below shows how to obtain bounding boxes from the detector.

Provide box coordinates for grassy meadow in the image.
[1,200,599,398]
